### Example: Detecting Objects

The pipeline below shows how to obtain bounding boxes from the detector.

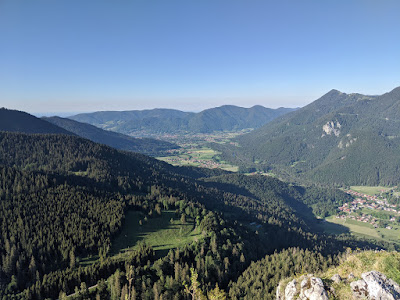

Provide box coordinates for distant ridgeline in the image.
[214,86,400,186]
[0,108,178,156]
[0,108,73,135]
[43,116,178,156]
[69,105,296,135]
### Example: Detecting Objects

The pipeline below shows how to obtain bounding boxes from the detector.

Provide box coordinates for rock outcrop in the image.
[276,274,328,300]
[351,271,400,300]
[299,276,329,300]
[285,279,298,300]
[277,271,400,300]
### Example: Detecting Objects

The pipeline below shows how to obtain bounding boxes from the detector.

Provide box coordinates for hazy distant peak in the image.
[387,85,400,95]
[326,89,344,96]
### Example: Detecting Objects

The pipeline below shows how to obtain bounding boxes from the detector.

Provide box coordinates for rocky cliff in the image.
[276,250,400,300]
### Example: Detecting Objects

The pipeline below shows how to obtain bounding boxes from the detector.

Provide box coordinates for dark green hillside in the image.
[217,86,400,185]
[43,116,178,156]
[0,132,389,299]
[0,108,73,135]
[186,105,295,133]
[69,105,295,135]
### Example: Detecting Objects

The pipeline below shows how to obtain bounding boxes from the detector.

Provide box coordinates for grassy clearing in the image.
[350,185,390,196]
[157,146,239,172]
[110,210,202,259]
[323,251,400,299]
[376,226,400,243]
[324,216,380,239]
[79,210,202,266]
[318,218,349,235]
[323,216,400,245]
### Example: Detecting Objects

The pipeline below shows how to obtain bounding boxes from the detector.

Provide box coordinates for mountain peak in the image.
[327,89,344,95]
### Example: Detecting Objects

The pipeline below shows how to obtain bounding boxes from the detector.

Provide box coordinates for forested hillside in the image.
[215,86,400,186]
[69,105,295,135]
[43,116,178,156]
[0,108,73,135]
[0,132,391,299]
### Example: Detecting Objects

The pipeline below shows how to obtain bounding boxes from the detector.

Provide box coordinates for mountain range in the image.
[0,108,177,156]
[43,116,178,155]
[0,95,397,298]
[69,105,296,136]
[216,86,400,186]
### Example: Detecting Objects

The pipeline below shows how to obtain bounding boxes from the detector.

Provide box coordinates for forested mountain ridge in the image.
[0,131,384,299]
[69,105,296,135]
[43,116,179,156]
[0,108,73,135]
[217,86,400,186]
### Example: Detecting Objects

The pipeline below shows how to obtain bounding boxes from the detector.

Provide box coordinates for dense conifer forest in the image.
[0,131,394,299]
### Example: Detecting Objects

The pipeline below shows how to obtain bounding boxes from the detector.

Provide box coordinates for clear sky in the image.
[1,0,399,114]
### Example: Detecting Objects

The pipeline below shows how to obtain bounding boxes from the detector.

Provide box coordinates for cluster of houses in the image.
[336,190,399,229]
[342,190,398,212]
[335,213,380,228]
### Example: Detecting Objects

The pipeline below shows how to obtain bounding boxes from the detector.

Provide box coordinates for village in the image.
[336,190,399,229]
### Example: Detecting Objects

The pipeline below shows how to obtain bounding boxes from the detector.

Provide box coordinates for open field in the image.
[155,130,246,172]
[350,185,391,196]
[80,210,202,266]
[322,216,400,245]
[158,146,239,172]
[110,210,201,257]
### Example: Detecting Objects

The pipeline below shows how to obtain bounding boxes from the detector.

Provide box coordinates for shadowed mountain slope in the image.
[0,108,73,135]
[43,116,178,156]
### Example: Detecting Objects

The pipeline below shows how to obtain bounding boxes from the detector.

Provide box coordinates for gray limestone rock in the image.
[276,282,283,300]
[350,279,368,299]
[299,276,328,300]
[331,274,342,284]
[362,271,400,300]
[284,279,298,300]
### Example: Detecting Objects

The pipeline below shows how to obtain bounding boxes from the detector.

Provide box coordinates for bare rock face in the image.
[276,282,284,300]
[362,271,400,300]
[350,279,369,299]
[331,274,342,284]
[277,270,400,299]
[322,121,341,137]
[299,276,329,300]
[284,279,298,300]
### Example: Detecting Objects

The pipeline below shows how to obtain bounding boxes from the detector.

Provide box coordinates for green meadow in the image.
[80,210,202,266]
[322,215,400,245]
[350,185,390,196]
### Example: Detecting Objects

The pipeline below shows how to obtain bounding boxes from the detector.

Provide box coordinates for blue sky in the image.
[1,0,399,114]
